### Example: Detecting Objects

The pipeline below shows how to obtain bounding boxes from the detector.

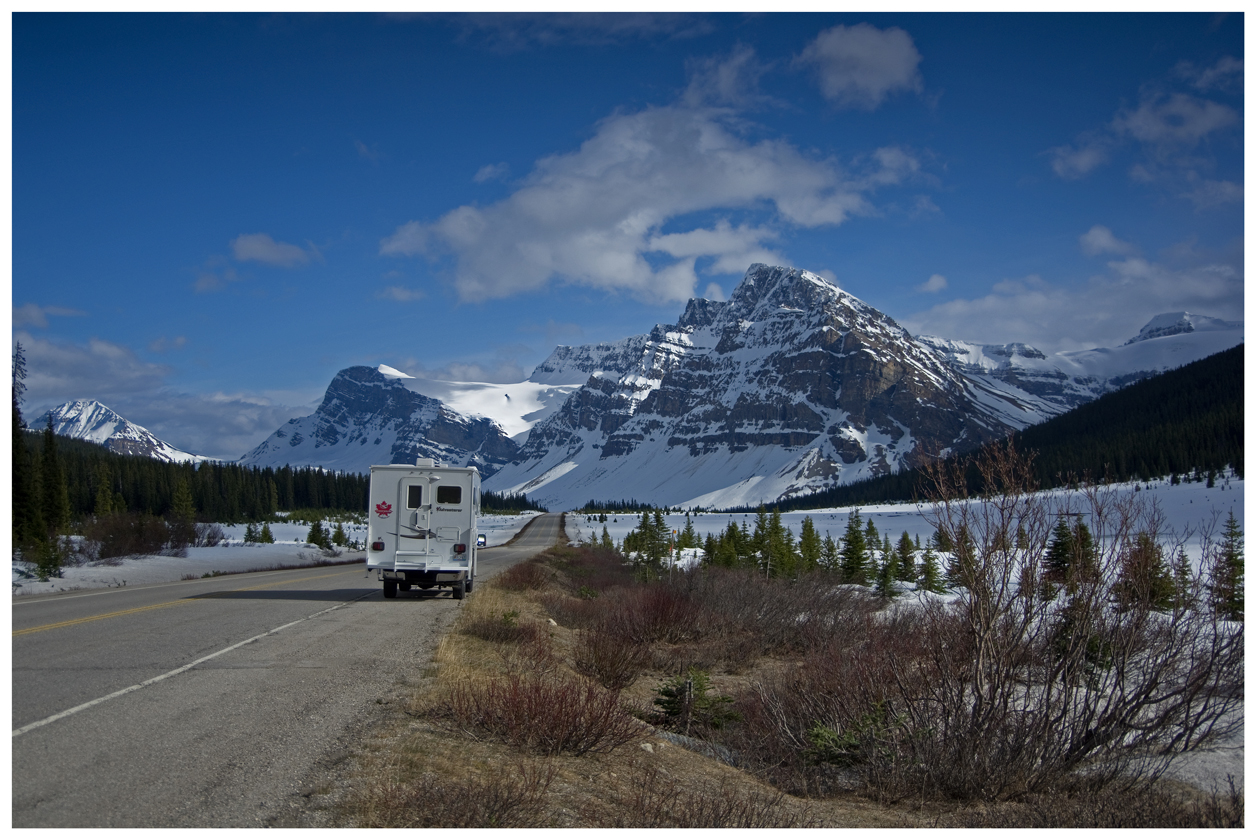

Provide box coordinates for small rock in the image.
[640,742,654,753]
[548,618,558,626]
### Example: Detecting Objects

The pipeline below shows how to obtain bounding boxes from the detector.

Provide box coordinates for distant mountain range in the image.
[33,400,203,464]
[37,265,1244,510]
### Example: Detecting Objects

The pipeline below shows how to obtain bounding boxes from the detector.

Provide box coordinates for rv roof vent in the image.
[415,458,435,468]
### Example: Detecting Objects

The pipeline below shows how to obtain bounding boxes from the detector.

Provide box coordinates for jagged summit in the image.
[240,366,520,474]
[1125,312,1243,345]
[34,400,202,463]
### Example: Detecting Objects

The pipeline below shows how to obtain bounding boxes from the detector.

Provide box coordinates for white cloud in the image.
[13,304,87,328]
[1048,137,1111,180]
[474,162,510,183]
[15,330,319,460]
[1111,92,1238,149]
[382,104,921,304]
[17,331,173,411]
[1079,225,1135,256]
[903,257,1243,353]
[702,282,726,302]
[376,285,426,302]
[1182,178,1243,210]
[795,23,923,110]
[1175,56,1243,92]
[355,139,381,162]
[148,335,188,354]
[430,12,714,51]
[682,43,772,109]
[917,274,947,293]
[231,233,312,268]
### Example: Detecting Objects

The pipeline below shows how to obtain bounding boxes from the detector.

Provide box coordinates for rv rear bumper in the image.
[378,569,467,584]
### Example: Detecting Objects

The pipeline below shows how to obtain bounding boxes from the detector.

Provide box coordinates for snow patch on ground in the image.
[12,513,544,597]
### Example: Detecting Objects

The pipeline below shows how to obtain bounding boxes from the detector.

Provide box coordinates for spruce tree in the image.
[840,510,869,584]
[40,418,71,535]
[798,516,823,572]
[897,530,916,581]
[260,523,274,543]
[1210,511,1244,621]
[919,541,944,593]
[820,534,840,572]
[332,522,348,547]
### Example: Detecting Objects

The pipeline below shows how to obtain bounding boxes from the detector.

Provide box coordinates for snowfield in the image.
[567,475,1244,576]
[11,512,544,597]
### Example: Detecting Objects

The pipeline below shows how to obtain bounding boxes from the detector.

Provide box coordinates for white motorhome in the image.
[367,459,480,599]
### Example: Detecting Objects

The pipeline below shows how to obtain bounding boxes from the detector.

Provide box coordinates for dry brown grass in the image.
[330,540,1242,828]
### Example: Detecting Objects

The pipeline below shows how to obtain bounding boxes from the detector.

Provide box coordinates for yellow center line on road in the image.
[12,569,362,637]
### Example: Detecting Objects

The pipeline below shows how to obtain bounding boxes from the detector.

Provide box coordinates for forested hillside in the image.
[756,344,1243,513]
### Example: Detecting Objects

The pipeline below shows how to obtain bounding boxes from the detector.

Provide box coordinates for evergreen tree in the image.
[820,534,840,572]
[40,417,71,535]
[919,541,944,593]
[11,342,44,548]
[601,525,614,551]
[260,523,274,543]
[876,543,899,598]
[864,517,880,553]
[1170,546,1196,610]
[332,522,348,547]
[798,516,823,572]
[679,515,699,550]
[93,462,114,518]
[897,530,916,581]
[1114,531,1175,611]
[1210,511,1244,621]
[840,509,869,584]
[244,523,258,543]
[306,520,328,549]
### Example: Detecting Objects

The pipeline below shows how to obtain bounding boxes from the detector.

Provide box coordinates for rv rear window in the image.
[407,485,422,508]
[436,486,462,505]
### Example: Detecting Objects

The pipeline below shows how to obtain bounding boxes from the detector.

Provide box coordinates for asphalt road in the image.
[11,512,565,828]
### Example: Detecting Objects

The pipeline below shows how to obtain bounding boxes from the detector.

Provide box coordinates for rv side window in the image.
[407,485,422,508]
[436,486,462,505]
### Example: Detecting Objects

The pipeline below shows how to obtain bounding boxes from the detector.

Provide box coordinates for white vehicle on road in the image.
[366,458,480,599]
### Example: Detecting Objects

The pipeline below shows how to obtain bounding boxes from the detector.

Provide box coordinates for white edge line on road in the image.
[12,591,376,738]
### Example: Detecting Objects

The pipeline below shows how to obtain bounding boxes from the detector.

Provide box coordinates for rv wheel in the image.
[399,583,412,591]
[453,578,466,600]
[465,576,474,594]
[383,580,398,598]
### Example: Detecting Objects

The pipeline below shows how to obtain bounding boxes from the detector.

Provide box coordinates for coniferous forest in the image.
[756,344,1243,514]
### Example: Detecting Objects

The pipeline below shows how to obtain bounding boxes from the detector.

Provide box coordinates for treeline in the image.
[757,344,1244,513]
[18,430,370,524]
[481,489,548,514]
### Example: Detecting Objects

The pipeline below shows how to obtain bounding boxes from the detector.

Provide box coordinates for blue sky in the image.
[11,12,1245,460]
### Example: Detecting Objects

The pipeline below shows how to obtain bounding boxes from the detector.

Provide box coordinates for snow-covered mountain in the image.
[239,366,525,475]
[236,264,1242,509]
[483,266,1242,509]
[33,400,203,463]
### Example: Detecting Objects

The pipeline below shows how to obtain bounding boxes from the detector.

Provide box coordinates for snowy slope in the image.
[33,400,204,463]
[485,265,1242,510]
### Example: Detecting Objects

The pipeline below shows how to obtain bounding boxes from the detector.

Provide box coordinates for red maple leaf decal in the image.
[375,501,393,518]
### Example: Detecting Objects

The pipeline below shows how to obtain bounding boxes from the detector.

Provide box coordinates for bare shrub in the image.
[354,760,556,827]
[572,615,653,690]
[81,512,183,560]
[716,442,1244,804]
[591,762,815,828]
[194,522,226,547]
[497,560,552,591]
[937,776,1244,828]
[440,675,643,756]
[538,591,605,629]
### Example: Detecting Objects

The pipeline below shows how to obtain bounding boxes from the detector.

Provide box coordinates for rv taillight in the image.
[371,540,385,552]
[454,544,466,554]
